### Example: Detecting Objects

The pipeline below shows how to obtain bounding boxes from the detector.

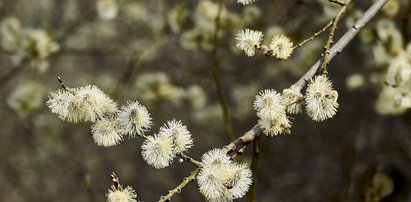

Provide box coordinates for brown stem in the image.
[293,20,333,49]
[212,0,235,141]
[158,168,200,202]
[177,152,202,167]
[321,0,352,74]
[224,124,261,154]
[248,135,260,202]
[329,0,346,6]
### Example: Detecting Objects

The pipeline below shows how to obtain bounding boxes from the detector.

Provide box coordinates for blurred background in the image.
[0,0,411,201]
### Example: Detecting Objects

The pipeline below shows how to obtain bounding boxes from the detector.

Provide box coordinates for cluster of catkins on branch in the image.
[235,28,339,136]
[45,0,347,201]
[46,61,339,202]
[46,81,253,201]
[233,0,341,138]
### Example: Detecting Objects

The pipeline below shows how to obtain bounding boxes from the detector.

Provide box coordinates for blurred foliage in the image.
[1,0,411,201]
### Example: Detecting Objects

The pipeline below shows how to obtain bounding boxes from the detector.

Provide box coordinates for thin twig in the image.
[321,0,352,74]
[57,76,70,91]
[56,76,75,95]
[158,168,200,202]
[248,135,260,202]
[329,0,346,6]
[293,20,333,49]
[211,0,235,141]
[177,152,202,167]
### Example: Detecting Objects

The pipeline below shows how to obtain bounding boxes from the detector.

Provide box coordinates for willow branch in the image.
[212,0,235,141]
[247,135,260,202]
[158,168,200,202]
[177,152,202,167]
[159,125,260,201]
[293,20,333,49]
[156,153,201,201]
[226,0,388,155]
[321,0,352,74]
[223,124,261,154]
[294,0,388,89]
[329,0,346,6]
[156,1,387,201]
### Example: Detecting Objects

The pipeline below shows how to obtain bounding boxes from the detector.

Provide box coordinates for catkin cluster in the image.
[252,75,339,136]
[235,29,294,59]
[47,83,253,201]
[106,185,138,202]
[141,119,193,169]
[47,85,152,147]
[197,149,252,202]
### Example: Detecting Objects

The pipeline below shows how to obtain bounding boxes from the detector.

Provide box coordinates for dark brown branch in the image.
[248,135,260,202]
[212,0,235,141]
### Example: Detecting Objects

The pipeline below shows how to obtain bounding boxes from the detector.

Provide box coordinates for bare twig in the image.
[248,135,260,202]
[212,0,235,141]
[177,152,202,167]
[329,0,346,6]
[57,76,69,91]
[293,20,333,49]
[56,76,75,95]
[158,168,200,202]
[321,0,352,74]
